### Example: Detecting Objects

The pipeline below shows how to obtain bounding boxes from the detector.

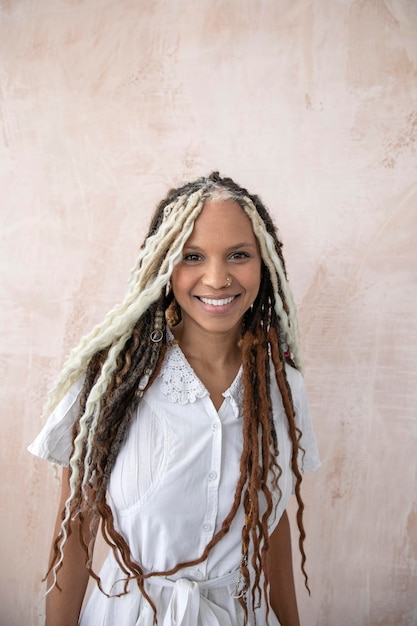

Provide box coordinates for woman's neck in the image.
[171,322,241,369]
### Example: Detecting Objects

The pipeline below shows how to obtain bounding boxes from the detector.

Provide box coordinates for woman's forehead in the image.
[186,197,256,242]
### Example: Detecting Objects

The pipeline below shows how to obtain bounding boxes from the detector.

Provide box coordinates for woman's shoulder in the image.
[269,362,309,421]
[28,375,86,466]
[283,362,303,386]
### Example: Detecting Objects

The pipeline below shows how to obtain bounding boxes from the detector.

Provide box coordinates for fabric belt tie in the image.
[146,570,238,626]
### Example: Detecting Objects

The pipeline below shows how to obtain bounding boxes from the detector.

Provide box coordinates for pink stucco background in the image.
[1,1,416,625]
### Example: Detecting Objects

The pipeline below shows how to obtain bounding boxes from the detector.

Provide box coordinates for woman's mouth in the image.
[198,296,236,306]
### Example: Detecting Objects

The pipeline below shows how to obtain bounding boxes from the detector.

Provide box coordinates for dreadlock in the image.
[44,172,308,625]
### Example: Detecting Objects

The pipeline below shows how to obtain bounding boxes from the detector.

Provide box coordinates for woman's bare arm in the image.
[45,467,96,626]
[267,509,301,626]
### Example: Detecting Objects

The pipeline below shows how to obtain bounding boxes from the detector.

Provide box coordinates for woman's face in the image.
[171,198,262,338]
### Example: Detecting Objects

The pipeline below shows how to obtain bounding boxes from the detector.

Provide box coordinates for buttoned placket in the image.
[195,396,223,577]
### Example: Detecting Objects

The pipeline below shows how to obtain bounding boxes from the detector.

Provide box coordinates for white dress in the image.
[29,338,320,626]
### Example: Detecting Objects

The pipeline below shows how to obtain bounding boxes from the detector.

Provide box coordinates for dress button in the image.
[212,422,220,430]
[195,569,203,580]
[208,471,217,481]
[203,523,211,532]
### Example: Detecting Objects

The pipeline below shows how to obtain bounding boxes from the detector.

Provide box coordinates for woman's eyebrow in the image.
[228,242,257,250]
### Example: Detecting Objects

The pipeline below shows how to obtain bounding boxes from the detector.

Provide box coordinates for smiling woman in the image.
[28,172,320,626]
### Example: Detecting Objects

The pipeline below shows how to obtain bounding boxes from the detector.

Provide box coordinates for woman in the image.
[29,172,320,626]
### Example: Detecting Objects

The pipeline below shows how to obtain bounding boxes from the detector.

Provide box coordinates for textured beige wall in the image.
[1,1,416,625]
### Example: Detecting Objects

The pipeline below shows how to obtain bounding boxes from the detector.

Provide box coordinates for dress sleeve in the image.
[27,376,85,467]
[285,364,321,473]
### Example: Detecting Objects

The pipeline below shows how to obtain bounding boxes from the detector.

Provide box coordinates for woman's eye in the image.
[183,254,201,262]
[230,251,250,260]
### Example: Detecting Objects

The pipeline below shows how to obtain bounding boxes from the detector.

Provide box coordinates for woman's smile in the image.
[198,296,235,306]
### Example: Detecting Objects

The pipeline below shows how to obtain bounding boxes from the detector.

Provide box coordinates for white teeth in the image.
[200,296,235,306]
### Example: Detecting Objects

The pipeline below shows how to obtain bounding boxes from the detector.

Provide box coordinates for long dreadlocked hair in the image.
[44,172,308,624]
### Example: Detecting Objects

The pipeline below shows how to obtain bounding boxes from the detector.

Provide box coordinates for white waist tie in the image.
[146,570,239,626]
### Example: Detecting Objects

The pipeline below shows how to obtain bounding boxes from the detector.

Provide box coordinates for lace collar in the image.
[158,327,243,415]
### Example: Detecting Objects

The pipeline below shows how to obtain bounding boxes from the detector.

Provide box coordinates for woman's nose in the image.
[201,263,231,290]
